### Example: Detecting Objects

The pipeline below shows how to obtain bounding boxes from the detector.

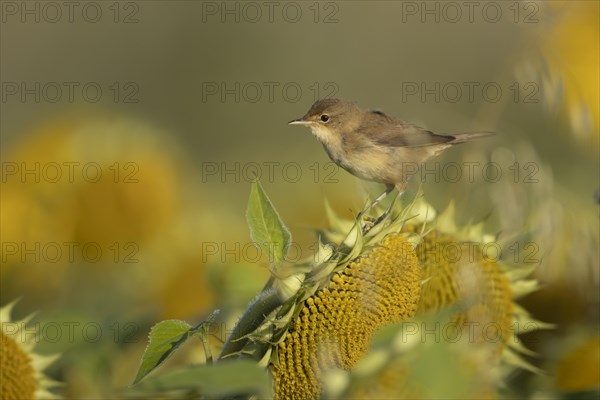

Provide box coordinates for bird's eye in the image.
[320,114,330,122]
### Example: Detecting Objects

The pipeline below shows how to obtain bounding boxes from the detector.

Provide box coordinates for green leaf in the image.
[133,320,192,384]
[127,359,271,398]
[246,180,291,267]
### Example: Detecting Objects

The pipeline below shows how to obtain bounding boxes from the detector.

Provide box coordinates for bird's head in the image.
[288,98,361,144]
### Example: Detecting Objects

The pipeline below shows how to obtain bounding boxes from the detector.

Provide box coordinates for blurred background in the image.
[1,1,598,398]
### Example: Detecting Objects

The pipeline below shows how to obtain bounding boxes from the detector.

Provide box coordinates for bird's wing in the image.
[361,112,454,148]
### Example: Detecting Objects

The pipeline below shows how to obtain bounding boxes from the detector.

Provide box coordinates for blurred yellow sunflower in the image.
[1,115,215,315]
[519,1,600,140]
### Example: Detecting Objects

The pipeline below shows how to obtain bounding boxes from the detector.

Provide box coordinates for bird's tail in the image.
[448,131,495,144]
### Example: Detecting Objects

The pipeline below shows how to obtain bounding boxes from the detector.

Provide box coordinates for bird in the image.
[289,98,494,219]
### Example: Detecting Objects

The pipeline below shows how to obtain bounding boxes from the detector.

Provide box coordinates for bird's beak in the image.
[288,117,311,126]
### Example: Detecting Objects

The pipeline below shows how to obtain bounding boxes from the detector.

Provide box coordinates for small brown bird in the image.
[289,98,494,210]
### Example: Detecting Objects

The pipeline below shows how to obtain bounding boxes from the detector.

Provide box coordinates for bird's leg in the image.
[363,182,407,232]
[371,185,394,207]
[357,184,396,235]
[357,183,395,220]
[370,190,404,227]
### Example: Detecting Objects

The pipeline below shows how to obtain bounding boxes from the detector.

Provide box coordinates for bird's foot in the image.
[360,212,391,234]
[360,215,376,234]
